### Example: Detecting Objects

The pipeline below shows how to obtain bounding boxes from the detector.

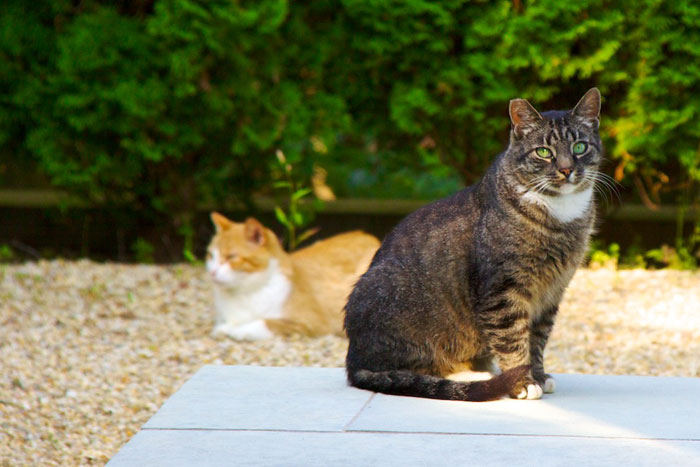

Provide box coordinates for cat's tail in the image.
[347,365,530,402]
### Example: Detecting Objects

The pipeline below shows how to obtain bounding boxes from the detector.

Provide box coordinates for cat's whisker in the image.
[592,182,610,205]
[533,182,551,195]
[585,171,622,206]
[603,181,622,205]
[585,175,609,205]
[597,173,623,202]
[529,176,553,195]
[527,175,548,188]
[532,182,547,191]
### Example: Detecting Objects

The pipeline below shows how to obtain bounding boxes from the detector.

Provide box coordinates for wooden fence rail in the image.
[0,188,698,221]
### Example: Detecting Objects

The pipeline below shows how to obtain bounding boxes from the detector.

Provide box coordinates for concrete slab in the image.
[349,373,700,440]
[143,366,372,431]
[108,430,700,467]
[108,366,700,467]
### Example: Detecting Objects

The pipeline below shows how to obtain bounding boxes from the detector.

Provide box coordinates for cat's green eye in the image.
[572,141,587,155]
[535,147,552,159]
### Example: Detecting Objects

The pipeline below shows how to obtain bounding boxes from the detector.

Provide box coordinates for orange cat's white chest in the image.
[208,253,291,337]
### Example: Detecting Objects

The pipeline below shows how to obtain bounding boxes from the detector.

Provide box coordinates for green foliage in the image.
[336,0,628,182]
[2,0,348,256]
[645,245,697,270]
[0,244,15,263]
[588,239,698,270]
[182,248,200,265]
[619,238,648,269]
[272,150,321,251]
[2,0,700,257]
[131,238,155,264]
[612,1,700,183]
[588,240,620,269]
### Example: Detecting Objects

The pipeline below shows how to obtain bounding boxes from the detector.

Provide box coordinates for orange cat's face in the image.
[206,213,273,286]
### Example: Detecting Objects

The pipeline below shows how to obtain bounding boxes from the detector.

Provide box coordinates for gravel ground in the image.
[1,260,699,466]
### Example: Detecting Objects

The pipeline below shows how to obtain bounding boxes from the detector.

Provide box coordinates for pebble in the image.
[0,261,698,465]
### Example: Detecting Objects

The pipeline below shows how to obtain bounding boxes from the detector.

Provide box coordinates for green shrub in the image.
[1,0,699,258]
[645,245,697,270]
[619,238,648,269]
[588,241,620,269]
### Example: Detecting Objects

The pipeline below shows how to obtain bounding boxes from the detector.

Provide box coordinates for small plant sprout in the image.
[272,150,321,251]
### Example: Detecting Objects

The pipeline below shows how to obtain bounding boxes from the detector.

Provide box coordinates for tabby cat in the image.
[344,88,602,401]
[207,213,379,340]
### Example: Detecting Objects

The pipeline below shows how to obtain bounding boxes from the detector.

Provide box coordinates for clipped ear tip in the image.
[509,98,526,111]
[509,98,542,131]
[509,98,539,112]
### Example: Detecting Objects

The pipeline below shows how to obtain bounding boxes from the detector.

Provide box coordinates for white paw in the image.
[211,323,233,337]
[543,377,556,394]
[517,383,544,400]
[211,321,274,341]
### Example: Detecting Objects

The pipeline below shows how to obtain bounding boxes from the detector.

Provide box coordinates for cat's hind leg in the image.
[471,354,502,375]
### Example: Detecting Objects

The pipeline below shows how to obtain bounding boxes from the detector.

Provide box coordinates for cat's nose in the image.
[559,168,573,179]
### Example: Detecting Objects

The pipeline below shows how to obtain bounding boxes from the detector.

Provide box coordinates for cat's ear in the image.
[211,212,234,233]
[572,87,601,129]
[509,98,543,138]
[244,217,266,246]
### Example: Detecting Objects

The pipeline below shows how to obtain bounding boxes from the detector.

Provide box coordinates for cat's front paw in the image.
[534,373,557,394]
[211,320,274,341]
[510,376,544,400]
[543,375,556,394]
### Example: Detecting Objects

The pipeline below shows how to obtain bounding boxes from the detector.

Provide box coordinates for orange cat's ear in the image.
[244,217,266,246]
[211,212,234,233]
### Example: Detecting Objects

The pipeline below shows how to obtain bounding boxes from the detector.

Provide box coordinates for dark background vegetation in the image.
[1,0,699,264]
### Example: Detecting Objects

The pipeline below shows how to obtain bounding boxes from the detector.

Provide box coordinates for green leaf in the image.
[291,210,304,226]
[274,206,290,227]
[291,188,313,202]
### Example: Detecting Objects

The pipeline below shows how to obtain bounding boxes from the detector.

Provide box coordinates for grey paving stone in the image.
[107,429,700,467]
[109,366,700,466]
[347,373,700,440]
[143,366,372,431]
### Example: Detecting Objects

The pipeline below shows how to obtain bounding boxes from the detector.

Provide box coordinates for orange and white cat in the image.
[206,212,380,340]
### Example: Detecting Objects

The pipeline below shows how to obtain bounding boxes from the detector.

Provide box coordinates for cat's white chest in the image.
[523,187,593,223]
[212,260,291,334]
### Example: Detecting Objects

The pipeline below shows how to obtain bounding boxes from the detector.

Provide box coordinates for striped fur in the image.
[344,89,603,401]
